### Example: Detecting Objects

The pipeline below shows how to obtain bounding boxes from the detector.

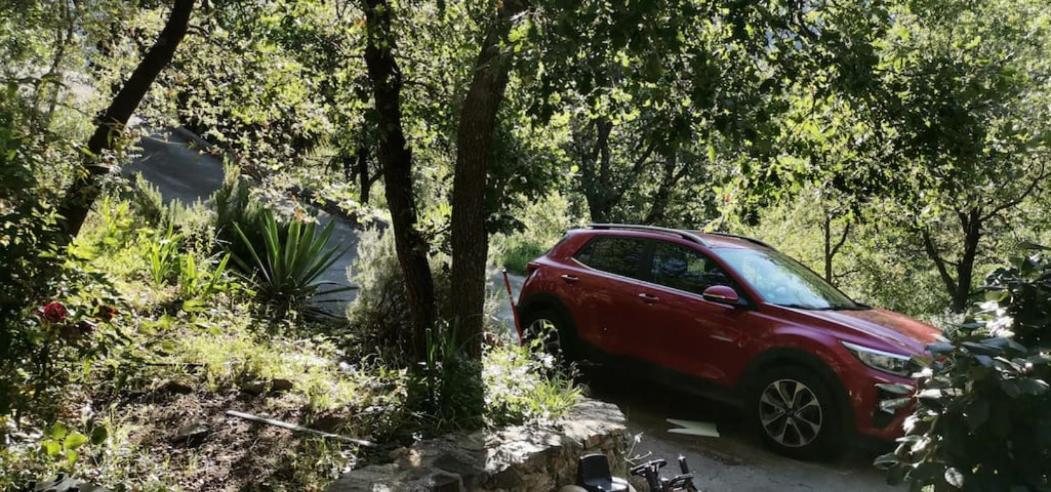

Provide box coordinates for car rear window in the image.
[574,236,647,279]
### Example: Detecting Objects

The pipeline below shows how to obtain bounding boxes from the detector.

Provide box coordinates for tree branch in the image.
[921,228,957,298]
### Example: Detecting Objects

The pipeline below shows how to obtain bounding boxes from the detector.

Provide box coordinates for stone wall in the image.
[327,399,628,492]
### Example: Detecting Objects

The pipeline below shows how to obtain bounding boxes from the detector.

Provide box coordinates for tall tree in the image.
[449,0,528,356]
[361,0,437,362]
[57,0,195,239]
[858,0,1051,311]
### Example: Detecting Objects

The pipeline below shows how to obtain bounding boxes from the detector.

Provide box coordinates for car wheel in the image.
[522,308,578,366]
[750,366,845,459]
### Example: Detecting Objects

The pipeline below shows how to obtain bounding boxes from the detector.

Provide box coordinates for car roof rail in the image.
[706,232,773,249]
[588,223,711,247]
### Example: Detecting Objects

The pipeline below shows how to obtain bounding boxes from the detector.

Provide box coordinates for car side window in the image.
[650,241,735,296]
[574,237,647,279]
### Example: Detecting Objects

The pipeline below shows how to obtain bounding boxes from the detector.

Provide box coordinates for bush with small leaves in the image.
[877,248,1051,490]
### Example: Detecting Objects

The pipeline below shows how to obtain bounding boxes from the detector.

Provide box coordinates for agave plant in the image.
[232,211,354,311]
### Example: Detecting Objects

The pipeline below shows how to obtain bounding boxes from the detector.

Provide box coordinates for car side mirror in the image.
[702,285,740,305]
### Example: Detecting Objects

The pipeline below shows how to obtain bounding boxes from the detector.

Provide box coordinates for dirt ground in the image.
[585,372,899,492]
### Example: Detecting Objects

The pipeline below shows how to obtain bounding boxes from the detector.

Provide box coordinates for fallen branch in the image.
[224,410,374,447]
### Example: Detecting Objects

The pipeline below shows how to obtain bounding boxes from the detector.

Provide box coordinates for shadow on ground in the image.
[582,369,900,491]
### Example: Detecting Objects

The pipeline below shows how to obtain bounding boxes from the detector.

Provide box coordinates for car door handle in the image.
[638,292,660,303]
[560,274,579,283]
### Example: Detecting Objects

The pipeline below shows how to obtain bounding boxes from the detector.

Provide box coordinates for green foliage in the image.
[145,222,181,286]
[496,192,575,274]
[232,210,352,312]
[38,420,108,472]
[346,227,505,364]
[408,326,486,431]
[502,241,547,275]
[127,173,167,227]
[345,227,416,360]
[878,250,1051,490]
[484,339,581,428]
[176,252,232,308]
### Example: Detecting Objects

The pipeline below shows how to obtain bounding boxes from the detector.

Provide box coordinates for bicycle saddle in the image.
[578,453,630,492]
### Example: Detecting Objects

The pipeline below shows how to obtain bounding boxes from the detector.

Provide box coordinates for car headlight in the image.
[841,341,912,376]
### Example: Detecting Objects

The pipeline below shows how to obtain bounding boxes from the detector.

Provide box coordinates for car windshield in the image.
[717,248,862,310]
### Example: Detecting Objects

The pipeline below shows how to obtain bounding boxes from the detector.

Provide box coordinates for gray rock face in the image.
[326,399,628,492]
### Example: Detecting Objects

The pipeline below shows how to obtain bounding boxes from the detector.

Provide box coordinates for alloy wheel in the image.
[758,378,824,448]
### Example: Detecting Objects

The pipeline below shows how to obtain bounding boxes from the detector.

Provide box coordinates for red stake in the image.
[502,269,523,343]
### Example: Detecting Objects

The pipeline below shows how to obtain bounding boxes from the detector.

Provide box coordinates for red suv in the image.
[516,224,941,458]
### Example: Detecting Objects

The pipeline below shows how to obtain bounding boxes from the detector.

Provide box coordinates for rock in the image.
[326,398,628,492]
[270,378,294,393]
[157,380,193,395]
[240,380,267,396]
[172,423,211,446]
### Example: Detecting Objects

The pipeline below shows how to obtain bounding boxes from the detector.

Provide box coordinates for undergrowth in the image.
[1,193,580,490]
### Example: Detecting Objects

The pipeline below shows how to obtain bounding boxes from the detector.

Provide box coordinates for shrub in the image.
[496,192,573,275]
[344,227,414,360]
[232,210,352,313]
[127,173,167,228]
[346,228,576,431]
[877,248,1051,490]
[345,228,506,363]
[502,241,547,275]
[484,338,581,428]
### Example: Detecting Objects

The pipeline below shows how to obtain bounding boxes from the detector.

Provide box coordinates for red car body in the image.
[516,226,941,445]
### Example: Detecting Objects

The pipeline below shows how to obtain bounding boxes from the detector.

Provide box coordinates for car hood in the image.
[801,307,942,354]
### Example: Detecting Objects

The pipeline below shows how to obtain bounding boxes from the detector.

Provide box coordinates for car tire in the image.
[521,307,579,366]
[749,366,846,460]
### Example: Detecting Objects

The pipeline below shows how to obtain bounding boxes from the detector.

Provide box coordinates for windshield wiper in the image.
[777,303,821,310]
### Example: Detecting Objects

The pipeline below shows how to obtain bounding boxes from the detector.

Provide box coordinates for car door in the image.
[565,236,650,356]
[633,241,751,384]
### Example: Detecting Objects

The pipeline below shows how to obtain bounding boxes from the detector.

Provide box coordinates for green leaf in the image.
[876,383,914,395]
[64,431,88,450]
[48,422,68,440]
[1017,378,1049,395]
[966,400,989,431]
[90,425,108,445]
[944,467,964,488]
[880,397,911,413]
[42,440,61,457]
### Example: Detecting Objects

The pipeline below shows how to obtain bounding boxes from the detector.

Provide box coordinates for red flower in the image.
[38,302,68,324]
[96,305,119,322]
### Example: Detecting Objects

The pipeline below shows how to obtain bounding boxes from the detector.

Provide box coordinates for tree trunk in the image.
[356,142,372,204]
[822,214,850,285]
[952,209,982,312]
[643,154,688,225]
[362,0,436,362]
[920,208,982,313]
[449,1,527,358]
[823,215,832,282]
[57,0,195,240]
[579,118,614,223]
